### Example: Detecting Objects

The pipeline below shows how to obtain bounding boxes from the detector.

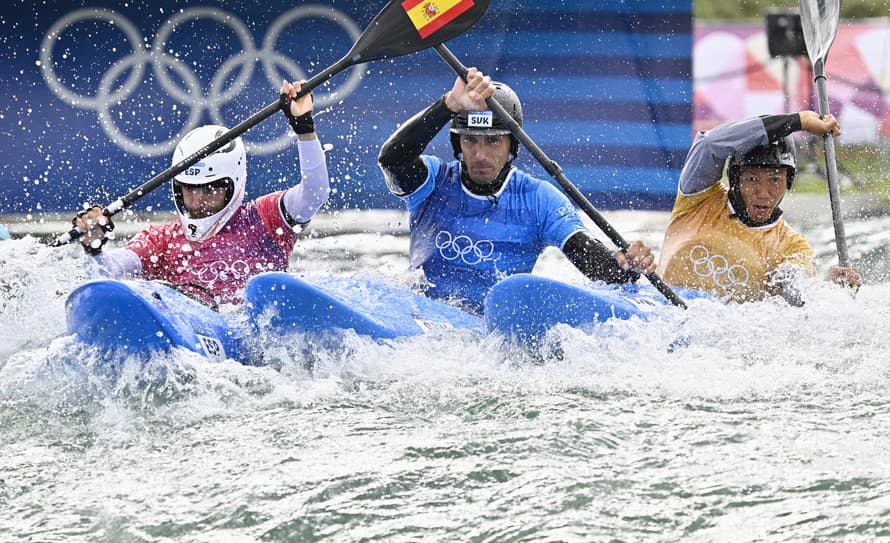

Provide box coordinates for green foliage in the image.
[694,0,890,20]
[794,143,890,203]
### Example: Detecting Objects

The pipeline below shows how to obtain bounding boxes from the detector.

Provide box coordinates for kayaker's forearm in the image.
[378,95,453,196]
[563,231,639,284]
[282,138,330,224]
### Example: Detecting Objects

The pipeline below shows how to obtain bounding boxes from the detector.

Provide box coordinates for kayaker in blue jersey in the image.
[657,110,861,305]
[378,68,657,314]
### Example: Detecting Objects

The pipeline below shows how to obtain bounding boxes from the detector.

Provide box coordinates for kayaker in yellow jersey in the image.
[657,110,861,305]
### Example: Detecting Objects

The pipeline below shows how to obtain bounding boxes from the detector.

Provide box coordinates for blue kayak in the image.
[243,272,482,339]
[66,273,482,363]
[66,273,706,361]
[66,279,250,362]
[483,273,713,342]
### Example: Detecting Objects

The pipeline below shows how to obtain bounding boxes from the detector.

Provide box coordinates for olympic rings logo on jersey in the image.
[689,245,750,288]
[435,231,497,266]
[39,6,364,157]
[194,259,252,284]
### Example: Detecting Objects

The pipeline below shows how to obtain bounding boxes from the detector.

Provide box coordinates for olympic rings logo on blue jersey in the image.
[435,230,497,266]
[689,245,750,288]
[38,6,364,157]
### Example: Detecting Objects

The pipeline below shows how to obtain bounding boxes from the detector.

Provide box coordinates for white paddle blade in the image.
[799,0,840,65]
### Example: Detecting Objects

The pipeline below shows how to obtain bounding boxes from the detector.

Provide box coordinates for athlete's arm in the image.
[563,231,641,284]
[679,117,768,195]
[83,247,143,279]
[277,79,330,225]
[378,94,454,196]
[280,138,330,226]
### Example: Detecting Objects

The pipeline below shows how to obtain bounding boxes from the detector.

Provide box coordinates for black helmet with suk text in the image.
[450,81,522,159]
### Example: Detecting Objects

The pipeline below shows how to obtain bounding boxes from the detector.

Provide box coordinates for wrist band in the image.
[280,92,316,135]
[289,111,315,135]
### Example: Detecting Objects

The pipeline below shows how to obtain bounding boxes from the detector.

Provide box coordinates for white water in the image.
[2,207,890,542]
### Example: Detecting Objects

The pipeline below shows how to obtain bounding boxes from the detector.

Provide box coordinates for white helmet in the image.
[171,125,247,242]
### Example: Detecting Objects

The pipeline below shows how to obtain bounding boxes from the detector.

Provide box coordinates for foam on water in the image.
[2,213,890,541]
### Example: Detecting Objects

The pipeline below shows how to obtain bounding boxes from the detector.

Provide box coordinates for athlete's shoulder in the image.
[124,218,182,255]
[672,182,727,218]
[146,218,183,237]
[774,217,809,244]
[513,169,570,203]
[501,167,545,193]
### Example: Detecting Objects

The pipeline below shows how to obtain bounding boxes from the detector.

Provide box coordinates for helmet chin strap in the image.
[459,159,512,204]
[728,181,784,227]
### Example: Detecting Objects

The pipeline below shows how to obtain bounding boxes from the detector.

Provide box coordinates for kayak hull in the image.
[65,280,246,362]
[66,273,708,361]
[483,273,713,341]
[244,272,482,340]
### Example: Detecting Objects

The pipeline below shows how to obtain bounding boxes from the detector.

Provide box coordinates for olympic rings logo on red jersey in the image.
[194,259,252,284]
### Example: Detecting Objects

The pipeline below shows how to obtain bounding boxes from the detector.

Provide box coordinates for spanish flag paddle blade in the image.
[345,0,490,64]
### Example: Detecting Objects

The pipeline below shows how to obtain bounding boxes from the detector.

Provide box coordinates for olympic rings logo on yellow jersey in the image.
[689,245,750,288]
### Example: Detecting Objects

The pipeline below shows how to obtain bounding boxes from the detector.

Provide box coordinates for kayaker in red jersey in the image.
[72,80,329,306]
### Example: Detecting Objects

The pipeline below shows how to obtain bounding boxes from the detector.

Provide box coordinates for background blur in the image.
[0,0,691,217]
[0,0,887,222]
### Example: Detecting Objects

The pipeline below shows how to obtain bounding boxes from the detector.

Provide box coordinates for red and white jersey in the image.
[124,192,299,304]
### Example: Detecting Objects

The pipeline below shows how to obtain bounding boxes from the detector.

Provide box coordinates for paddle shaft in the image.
[50,58,348,247]
[53,0,493,247]
[812,60,850,267]
[433,44,687,309]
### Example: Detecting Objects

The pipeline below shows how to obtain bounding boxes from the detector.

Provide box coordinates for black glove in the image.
[279,92,315,135]
[74,205,114,255]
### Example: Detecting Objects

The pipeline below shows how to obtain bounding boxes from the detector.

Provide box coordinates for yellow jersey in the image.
[657,183,815,303]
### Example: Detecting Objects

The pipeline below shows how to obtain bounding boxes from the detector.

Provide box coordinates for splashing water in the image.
[2,212,890,541]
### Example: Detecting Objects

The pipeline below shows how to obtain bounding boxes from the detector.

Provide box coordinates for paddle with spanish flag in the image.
[403,0,479,39]
[51,0,491,247]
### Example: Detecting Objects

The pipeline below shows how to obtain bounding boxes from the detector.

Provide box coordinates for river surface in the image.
[1,203,890,542]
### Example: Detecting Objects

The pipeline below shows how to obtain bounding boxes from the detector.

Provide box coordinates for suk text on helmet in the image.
[449,81,523,161]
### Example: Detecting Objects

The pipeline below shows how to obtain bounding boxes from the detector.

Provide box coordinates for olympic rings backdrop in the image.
[0,0,692,216]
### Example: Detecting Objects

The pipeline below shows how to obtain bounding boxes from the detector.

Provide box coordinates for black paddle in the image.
[799,0,850,267]
[52,0,491,247]
[433,44,687,309]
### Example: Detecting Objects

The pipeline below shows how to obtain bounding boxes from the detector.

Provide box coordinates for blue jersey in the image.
[398,156,586,312]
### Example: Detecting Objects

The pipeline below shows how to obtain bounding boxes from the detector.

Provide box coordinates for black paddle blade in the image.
[348,0,490,64]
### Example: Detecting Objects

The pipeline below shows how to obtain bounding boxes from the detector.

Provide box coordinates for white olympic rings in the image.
[435,231,496,266]
[689,245,750,288]
[194,259,252,284]
[39,5,364,157]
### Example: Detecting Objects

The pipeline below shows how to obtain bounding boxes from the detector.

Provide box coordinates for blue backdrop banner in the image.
[0,0,692,216]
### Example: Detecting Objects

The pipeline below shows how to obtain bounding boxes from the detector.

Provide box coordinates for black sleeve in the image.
[760,113,802,143]
[563,231,640,284]
[378,94,455,196]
